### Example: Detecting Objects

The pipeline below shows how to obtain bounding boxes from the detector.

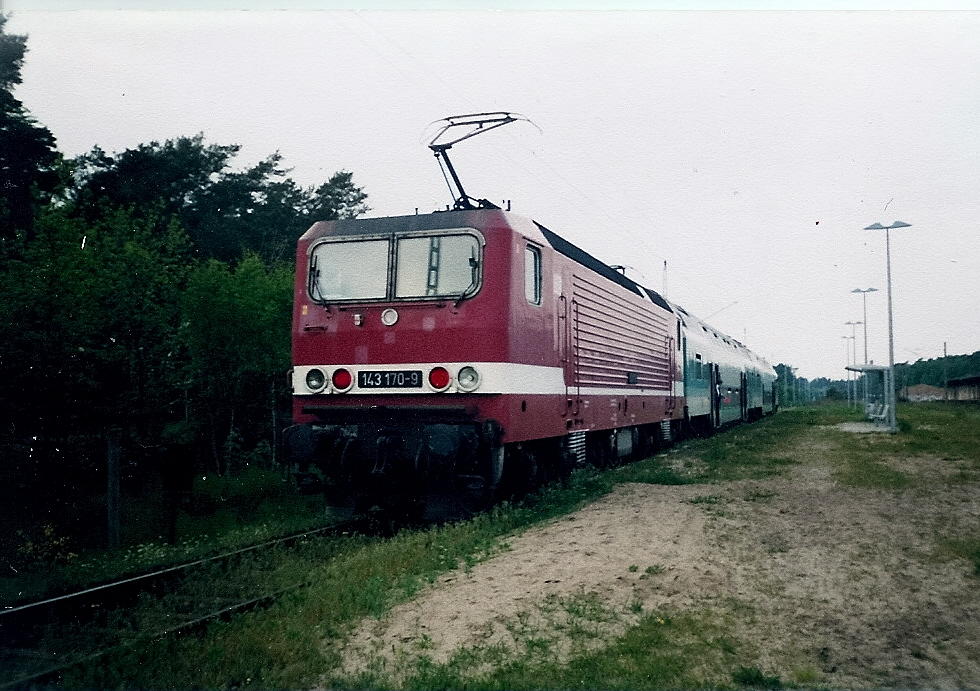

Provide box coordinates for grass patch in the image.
[935,535,980,577]
[732,665,783,689]
[899,403,980,462]
[743,489,777,502]
[48,409,839,689]
[833,455,910,489]
[826,402,980,490]
[58,493,618,689]
[643,406,855,484]
[365,608,745,691]
[1,466,331,607]
[56,458,772,691]
[688,494,723,505]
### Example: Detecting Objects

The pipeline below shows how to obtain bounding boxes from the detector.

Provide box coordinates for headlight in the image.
[305,368,327,392]
[457,365,481,392]
[381,308,399,326]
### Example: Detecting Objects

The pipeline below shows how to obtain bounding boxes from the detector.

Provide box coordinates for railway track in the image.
[0,519,370,689]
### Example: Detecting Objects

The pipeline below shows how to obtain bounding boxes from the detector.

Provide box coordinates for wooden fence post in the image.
[107,427,121,550]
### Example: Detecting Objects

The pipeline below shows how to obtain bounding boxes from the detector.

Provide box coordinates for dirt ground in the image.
[339,424,980,688]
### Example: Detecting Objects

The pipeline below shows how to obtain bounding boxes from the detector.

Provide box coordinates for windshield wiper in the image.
[453,255,481,307]
[308,253,331,312]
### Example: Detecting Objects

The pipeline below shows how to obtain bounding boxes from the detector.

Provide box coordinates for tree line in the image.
[775,351,980,406]
[0,16,367,548]
[897,351,980,389]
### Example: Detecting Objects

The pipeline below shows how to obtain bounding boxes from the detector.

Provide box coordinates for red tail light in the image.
[428,366,451,390]
[332,368,353,391]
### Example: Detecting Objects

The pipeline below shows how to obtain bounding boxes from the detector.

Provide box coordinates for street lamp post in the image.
[842,335,855,407]
[845,321,862,407]
[850,288,878,364]
[852,287,878,413]
[863,221,911,433]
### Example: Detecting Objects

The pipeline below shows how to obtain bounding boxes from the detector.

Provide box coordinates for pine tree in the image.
[0,14,60,244]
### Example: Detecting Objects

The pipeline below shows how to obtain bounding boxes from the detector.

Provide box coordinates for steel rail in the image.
[0,581,312,690]
[0,518,368,688]
[2,520,353,622]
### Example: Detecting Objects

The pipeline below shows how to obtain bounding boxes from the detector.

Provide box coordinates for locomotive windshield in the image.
[309,230,483,303]
[309,238,389,301]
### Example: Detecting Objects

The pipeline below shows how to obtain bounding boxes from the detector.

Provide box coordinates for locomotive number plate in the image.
[358,370,423,388]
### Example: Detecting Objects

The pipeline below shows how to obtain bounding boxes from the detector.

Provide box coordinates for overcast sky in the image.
[7,4,980,380]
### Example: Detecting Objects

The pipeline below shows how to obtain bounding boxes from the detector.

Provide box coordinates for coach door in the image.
[740,372,749,421]
[710,364,721,428]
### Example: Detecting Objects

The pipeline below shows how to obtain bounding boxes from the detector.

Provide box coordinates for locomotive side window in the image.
[525,244,542,305]
[395,234,481,298]
[309,239,389,301]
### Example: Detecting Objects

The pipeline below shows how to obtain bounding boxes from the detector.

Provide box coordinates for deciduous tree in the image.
[180,254,292,473]
[69,135,368,263]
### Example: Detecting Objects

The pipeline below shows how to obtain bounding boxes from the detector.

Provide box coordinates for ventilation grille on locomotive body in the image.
[571,275,672,390]
[564,431,587,467]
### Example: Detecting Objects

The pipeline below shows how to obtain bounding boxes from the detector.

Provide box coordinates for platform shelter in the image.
[846,363,891,425]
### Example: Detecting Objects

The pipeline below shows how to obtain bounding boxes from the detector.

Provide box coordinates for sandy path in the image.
[338,428,980,688]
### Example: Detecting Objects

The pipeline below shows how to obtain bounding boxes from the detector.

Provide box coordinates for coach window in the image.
[525,244,542,305]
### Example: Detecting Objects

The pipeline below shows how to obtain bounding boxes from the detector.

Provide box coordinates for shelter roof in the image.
[846,364,890,373]
[948,373,980,386]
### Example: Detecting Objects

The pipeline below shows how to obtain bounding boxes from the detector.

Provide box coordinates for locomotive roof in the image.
[301,210,508,238]
[301,209,673,313]
[533,221,672,313]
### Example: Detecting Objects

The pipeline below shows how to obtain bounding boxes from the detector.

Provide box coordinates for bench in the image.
[867,403,888,423]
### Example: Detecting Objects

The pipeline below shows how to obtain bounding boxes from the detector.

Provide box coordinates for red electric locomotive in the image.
[283,112,769,519]
[286,204,683,516]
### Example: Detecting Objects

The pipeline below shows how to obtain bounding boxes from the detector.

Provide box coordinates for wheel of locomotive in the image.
[356,494,426,534]
[392,442,429,524]
[351,440,428,526]
[585,430,615,469]
[496,442,546,503]
[638,424,661,460]
[555,442,575,487]
[452,458,494,517]
[453,488,492,517]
